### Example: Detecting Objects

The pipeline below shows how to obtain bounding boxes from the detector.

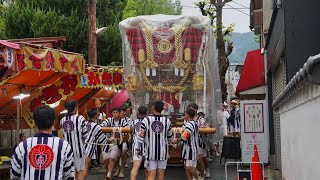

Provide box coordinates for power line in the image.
[182,5,249,9]
[231,0,250,9]
[225,4,250,16]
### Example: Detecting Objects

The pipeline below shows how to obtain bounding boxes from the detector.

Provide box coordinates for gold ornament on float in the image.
[126,73,139,91]
[117,68,124,74]
[157,39,172,54]
[138,49,145,63]
[192,73,204,91]
[184,48,191,62]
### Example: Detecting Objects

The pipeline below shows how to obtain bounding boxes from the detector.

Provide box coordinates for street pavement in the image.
[87,156,237,180]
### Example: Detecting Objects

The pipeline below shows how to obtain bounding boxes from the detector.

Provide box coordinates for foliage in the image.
[195,0,234,101]
[123,0,182,19]
[97,22,123,65]
[4,0,126,63]
[0,4,5,38]
[122,99,132,109]
[3,0,182,65]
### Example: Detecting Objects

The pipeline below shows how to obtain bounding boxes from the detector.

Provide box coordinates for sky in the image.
[180,0,251,33]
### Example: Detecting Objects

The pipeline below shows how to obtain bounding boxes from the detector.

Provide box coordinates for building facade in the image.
[251,0,320,179]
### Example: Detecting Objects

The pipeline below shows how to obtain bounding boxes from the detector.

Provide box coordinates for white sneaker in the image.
[118,171,124,178]
[113,168,120,176]
[192,177,204,180]
[205,169,211,178]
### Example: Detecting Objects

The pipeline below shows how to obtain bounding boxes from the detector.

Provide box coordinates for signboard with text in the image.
[241,100,269,163]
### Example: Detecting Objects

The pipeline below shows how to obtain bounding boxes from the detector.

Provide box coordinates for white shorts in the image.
[133,155,143,161]
[184,160,197,168]
[198,148,207,157]
[122,142,128,151]
[230,122,240,133]
[74,157,85,171]
[220,126,228,137]
[102,145,120,160]
[145,160,167,170]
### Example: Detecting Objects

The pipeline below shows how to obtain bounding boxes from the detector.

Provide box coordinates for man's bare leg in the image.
[130,160,142,180]
[106,158,116,179]
[83,157,91,178]
[188,166,199,179]
[197,157,205,177]
[184,165,192,180]
[119,149,128,177]
[157,169,165,180]
[147,170,156,180]
[75,170,84,180]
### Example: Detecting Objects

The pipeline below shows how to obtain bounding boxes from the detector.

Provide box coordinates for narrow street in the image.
[88,157,237,180]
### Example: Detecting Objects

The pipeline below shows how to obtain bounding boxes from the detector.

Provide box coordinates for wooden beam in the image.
[77,88,101,109]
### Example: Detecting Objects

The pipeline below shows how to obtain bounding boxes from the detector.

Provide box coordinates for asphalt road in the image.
[87,157,237,180]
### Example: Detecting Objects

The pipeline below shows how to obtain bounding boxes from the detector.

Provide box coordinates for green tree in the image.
[4,0,126,64]
[0,4,5,38]
[123,0,182,19]
[196,0,234,101]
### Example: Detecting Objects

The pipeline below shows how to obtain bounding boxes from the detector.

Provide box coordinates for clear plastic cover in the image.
[119,14,222,139]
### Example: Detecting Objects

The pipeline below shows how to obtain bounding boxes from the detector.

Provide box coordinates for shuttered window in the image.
[272,58,286,170]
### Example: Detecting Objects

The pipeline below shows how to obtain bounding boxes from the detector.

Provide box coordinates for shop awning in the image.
[236,49,265,95]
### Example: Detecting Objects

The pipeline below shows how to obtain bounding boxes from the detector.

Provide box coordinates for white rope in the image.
[83,141,114,146]
[83,141,181,147]
[111,127,124,144]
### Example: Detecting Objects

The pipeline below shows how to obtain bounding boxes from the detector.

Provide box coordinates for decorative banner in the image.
[16,45,85,74]
[0,47,17,84]
[22,74,79,128]
[6,48,14,67]
[81,67,124,88]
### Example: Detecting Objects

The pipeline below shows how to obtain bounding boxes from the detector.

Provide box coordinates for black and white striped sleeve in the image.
[96,125,107,144]
[10,143,23,179]
[136,118,147,144]
[80,116,89,140]
[100,118,110,127]
[126,118,132,127]
[63,142,75,180]
[166,119,173,143]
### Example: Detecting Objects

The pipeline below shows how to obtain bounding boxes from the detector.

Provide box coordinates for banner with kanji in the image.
[16,45,85,74]
[22,74,78,128]
[80,67,124,88]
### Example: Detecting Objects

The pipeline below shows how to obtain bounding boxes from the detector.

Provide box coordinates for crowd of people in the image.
[10,100,223,180]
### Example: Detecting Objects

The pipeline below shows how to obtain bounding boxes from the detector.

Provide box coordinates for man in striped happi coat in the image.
[130,106,147,180]
[83,108,108,178]
[137,101,173,180]
[118,107,132,176]
[11,105,74,180]
[181,107,200,180]
[100,107,129,180]
[60,100,88,180]
[187,103,210,179]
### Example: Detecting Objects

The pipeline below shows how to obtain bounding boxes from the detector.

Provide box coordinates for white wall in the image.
[279,83,320,180]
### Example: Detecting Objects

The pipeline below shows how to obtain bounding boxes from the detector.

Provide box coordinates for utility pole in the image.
[88,0,97,65]
[197,0,233,102]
